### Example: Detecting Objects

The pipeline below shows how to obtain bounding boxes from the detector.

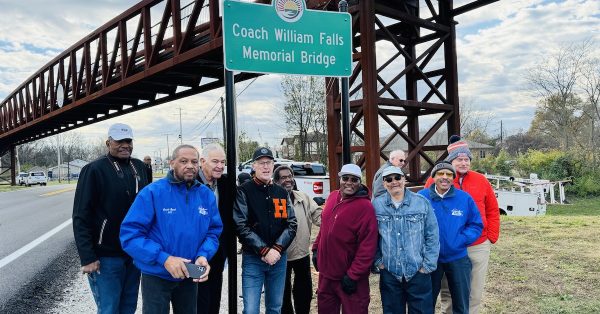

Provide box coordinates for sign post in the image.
[222,1,352,312]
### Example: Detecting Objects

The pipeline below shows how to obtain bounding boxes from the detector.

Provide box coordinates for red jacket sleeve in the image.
[424,176,434,188]
[346,203,379,281]
[484,182,500,243]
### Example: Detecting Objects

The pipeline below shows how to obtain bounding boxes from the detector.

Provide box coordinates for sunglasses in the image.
[398,159,406,163]
[435,171,454,177]
[341,175,360,183]
[383,175,404,183]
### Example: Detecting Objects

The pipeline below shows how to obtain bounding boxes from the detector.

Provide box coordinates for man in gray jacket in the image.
[274,165,322,314]
[372,150,406,199]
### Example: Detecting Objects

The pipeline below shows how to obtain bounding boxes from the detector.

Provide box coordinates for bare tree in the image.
[279,76,326,161]
[526,42,591,150]
[459,97,495,143]
[579,42,600,168]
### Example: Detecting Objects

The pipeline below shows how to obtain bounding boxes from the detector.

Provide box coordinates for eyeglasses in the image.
[255,160,274,167]
[341,175,360,183]
[279,175,293,181]
[435,171,454,177]
[383,175,404,183]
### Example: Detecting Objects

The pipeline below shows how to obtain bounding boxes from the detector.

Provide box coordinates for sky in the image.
[1,0,599,162]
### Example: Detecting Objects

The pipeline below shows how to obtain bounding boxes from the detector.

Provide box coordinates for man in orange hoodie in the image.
[425,135,500,314]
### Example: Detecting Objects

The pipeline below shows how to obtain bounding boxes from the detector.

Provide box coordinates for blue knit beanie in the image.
[445,135,472,162]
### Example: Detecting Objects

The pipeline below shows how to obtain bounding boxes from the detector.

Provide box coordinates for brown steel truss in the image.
[0,0,266,154]
[326,0,497,187]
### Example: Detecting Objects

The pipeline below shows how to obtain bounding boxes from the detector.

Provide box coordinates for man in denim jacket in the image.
[372,166,439,314]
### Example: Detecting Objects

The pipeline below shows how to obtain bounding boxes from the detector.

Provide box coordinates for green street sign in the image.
[223,0,351,77]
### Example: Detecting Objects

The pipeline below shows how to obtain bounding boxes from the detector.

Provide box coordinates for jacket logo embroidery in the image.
[273,198,288,218]
[163,208,176,214]
[451,209,463,216]
[198,206,208,215]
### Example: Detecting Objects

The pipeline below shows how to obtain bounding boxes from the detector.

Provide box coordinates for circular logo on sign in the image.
[275,0,304,23]
[261,148,268,154]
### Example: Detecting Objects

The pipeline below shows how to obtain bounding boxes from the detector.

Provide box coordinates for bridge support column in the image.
[10,145,16,186]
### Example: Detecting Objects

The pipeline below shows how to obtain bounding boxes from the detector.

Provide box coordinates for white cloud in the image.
[1,0,599,159]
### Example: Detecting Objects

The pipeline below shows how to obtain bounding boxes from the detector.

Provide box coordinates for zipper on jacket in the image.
[98,219,107,245]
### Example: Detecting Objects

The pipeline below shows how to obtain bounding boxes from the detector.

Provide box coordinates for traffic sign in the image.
[223,0,351,77]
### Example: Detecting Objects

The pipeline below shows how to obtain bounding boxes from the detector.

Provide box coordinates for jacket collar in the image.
[428,184,455,201]
[383,188,412,207]
[339,184,370,201]
[167,170,201,188]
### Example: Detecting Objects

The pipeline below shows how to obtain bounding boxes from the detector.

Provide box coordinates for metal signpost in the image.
[222,1,351,311]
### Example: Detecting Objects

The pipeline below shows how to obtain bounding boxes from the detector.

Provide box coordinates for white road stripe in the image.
[0,218,72,269]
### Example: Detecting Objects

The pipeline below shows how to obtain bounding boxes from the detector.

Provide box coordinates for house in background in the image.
[280,132,327,162]
[380,131,495,164]
[47,159,88,179]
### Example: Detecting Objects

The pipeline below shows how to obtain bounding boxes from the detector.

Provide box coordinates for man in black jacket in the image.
[196,143,233,314]
[72,123,149,314]
[234,147,297,314]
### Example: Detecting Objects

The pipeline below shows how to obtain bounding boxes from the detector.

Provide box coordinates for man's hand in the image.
[81,260,100,274]
[193,256,211,283]
[164,256,191,280]
[418,267,427,274]
[263,249,281,265]
[341,275,357,295]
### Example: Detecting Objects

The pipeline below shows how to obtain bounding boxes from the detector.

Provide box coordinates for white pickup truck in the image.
[238,159,331,205]
[275,161,330,205]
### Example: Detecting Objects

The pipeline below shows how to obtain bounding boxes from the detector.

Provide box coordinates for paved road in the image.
[0,184,76,308]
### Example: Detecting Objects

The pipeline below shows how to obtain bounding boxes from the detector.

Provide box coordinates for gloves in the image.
[311,250,319,272]
[341,275,357,295]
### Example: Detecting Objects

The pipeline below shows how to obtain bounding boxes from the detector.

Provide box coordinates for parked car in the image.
[25,171,48,186]
[17,172,28,185]
[274,161,330,205]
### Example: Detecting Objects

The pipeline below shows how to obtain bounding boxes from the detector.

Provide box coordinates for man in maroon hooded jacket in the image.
[312,164,378,314]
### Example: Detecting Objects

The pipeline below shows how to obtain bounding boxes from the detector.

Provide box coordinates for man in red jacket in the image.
[312,164,378,314]
[425,135,500,314]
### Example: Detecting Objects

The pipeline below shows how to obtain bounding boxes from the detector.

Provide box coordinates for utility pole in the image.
[178,107,183,144]
[57,134,62,183]
[500,120,503,144]
[221,97,226,148]
[162,133,171,160]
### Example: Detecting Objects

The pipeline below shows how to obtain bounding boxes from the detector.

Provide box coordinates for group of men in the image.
[72,122,499,314]
[366,139,500,314]
[72,123,321,314]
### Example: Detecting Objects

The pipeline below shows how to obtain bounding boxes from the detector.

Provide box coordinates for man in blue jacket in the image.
[418,161,483,314]
[373,166,439,314]
[120,144,223,314]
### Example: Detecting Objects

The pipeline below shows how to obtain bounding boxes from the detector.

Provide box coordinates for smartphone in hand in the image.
[184,263,207,279]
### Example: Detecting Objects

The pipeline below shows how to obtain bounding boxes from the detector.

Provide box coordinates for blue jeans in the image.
[431,256,472,314]
[242,251,287,314]
[141,274,197,314]
[380,269,432,314]
[87,256,141,314]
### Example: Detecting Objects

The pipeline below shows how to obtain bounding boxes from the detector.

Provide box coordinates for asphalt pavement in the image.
[0,184,76,312]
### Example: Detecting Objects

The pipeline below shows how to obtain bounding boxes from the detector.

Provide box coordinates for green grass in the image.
[547,197,600,216]
[482,197,600,313]
[0,184,27,192]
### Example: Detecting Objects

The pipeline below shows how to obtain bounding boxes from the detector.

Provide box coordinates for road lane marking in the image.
[0,219,72,269]
[40,187,76,197]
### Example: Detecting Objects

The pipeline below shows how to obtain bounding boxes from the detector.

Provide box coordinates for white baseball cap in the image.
[338,164,362,178]
[108,123,134,140]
